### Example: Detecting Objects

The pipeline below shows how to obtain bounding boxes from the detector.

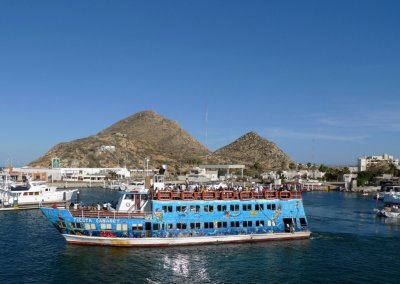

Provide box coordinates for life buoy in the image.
[126,202,131,207]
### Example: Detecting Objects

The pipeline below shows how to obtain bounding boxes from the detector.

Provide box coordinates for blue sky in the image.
[1,0,399,167]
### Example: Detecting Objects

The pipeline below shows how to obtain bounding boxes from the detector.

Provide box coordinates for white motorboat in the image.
[374,186,400,218]
[1,177,77,208]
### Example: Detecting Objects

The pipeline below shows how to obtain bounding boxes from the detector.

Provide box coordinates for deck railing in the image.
[152,190,302,201]
[69,209,148,219]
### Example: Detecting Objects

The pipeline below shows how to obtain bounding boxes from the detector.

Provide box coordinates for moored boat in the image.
[40,172,311,247]
[1,176,78,209]
[374,186,400,218]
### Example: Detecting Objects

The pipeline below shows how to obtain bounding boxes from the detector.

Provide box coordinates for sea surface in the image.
[0,189,399,284]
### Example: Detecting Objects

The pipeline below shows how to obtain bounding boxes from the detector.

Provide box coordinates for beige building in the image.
[358,154,399,172]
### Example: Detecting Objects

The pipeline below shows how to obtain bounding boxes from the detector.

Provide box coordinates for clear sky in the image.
[1,0,399,167]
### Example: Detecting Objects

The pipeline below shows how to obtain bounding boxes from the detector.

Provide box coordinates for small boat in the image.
[375,190,400,218]
[1,176,77,209]
[107,181,125,191]
[40,168,311,247]
[374,203,400,218]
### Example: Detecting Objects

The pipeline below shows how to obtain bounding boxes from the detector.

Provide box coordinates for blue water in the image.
[1,190,399,283]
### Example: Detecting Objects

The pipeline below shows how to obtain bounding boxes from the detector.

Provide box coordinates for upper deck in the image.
[152,190,302,201]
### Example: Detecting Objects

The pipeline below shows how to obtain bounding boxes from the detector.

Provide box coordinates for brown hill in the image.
[209,131,291,172]
[28,111,291,174]
[29,111,211,173]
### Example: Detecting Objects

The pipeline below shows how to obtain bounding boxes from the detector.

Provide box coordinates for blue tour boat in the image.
[40,173,311,246]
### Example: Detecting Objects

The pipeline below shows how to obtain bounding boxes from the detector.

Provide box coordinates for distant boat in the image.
[107,181,125,191]
[374,186,400,218]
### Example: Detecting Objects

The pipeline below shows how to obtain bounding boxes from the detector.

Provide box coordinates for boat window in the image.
[100,223,112,230]
[153,223,160,231]
[267,204,276,210]
[243,221,253,227]
[70,223,82,229]
[255,204,264,211]
[230,204,239,211]
[217,205,227,212]
[177,223,187,229]
[162,206,173,213]
[124,194,134,200]
[190,205,200,212]
[167,223,174,229]
[35,192,39,195]
[217,222,227,228]
[242,204,252,211]
[132,224,143,231]
[256,220,265,227]
[116,224,128,231]
[204,205,214,213]
[230,221,240,228]
[85,223,96,230]
[176,206,187,213]
[58,221,66,228]
[190,222,201,229]
[204,222,214,229]
[299,218,307,227]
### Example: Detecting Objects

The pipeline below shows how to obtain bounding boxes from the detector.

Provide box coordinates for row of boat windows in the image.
[64,218,308,232]
[17,192,40,196]
[63,220,283,231]
[162,203,277,213]
[69,222,128,231]
[133,220,277,231]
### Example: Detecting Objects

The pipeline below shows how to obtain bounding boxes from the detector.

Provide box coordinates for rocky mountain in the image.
[29,111,210,172]
[28,111,291,174]
[209,131,291,171]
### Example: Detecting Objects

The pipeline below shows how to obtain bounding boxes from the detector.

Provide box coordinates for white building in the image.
[358,154,399,172]
[98,145,116,152]
[261,170,325,181]
[11,167,131,182]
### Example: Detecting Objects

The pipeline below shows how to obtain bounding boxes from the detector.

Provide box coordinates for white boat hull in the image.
[63,231,311,247]
[10,190,76,206]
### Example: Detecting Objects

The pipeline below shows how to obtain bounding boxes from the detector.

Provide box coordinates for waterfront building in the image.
[358,154,399,172]
[9,167,131,182]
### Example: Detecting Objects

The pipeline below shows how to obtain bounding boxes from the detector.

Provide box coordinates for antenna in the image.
[311,137,315,166]
[205,104,208,148]
[205,104,208,163]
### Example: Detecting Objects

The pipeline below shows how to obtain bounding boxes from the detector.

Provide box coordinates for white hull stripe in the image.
[63,232,311,247]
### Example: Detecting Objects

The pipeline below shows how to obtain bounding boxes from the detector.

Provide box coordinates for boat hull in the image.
[63,231,311,247]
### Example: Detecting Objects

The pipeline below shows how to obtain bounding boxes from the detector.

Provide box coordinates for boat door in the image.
[145,222,152,237]
[283,218,296,233]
